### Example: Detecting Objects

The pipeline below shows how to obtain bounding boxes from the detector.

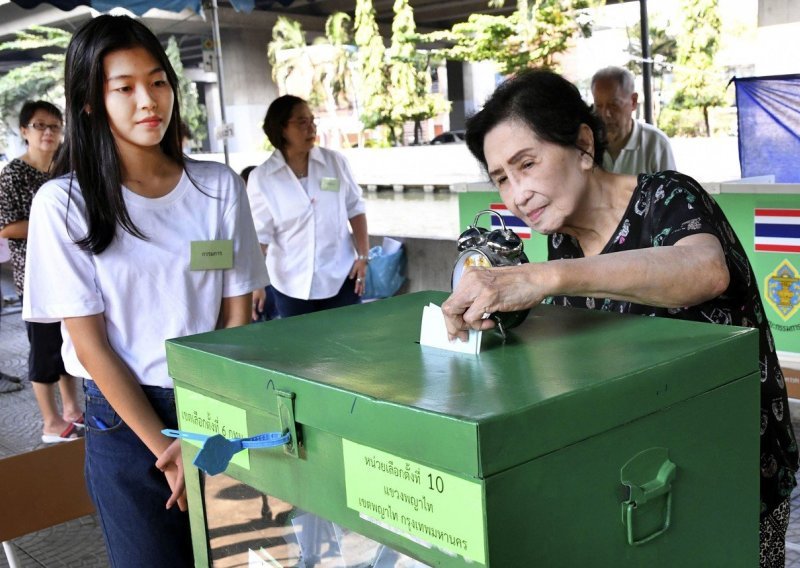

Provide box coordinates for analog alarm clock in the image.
[451,209,530,336]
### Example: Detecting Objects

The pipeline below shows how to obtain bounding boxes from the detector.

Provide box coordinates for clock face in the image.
[452,250,492,289]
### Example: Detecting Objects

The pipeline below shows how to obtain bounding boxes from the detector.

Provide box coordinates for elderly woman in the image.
[247,95,369,319]
[0,100,82,441]
[442,70,797,567]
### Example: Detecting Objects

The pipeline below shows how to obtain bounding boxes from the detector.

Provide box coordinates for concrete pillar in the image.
[446,60,467,131]
[755,0,800,75]
[446,61,499,130]
[218,28,278,155]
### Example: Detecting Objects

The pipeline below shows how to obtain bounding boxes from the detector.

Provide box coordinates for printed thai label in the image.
[190,239,233,270]
[175,386,250,470]
[342,439,486,565]
[320,177,340,192]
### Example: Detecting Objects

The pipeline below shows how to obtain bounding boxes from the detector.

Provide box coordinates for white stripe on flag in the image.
[754,237,800,246]
[755,216,800,225]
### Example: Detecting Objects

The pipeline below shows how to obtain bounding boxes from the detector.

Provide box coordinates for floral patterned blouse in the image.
[547,170,798,516]
[0,158,49,296]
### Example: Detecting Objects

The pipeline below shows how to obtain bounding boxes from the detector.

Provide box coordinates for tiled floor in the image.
[2,259,800,566]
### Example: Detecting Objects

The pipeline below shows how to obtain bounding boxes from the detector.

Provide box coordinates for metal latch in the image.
[276,390,300,459]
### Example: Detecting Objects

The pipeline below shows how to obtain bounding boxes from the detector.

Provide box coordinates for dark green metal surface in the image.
[168,291,757,478]
[168,291,759,566]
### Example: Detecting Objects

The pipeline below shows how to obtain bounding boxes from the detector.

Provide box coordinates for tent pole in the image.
[209,0,230,165]
[639,0,653,125]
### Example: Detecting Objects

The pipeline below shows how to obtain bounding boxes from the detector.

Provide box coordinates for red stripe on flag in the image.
[755,209,800,217]
[490,203,507,211]
[754,244,800,253]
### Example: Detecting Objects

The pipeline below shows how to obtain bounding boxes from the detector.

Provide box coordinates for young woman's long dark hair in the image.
[54,15,185,254]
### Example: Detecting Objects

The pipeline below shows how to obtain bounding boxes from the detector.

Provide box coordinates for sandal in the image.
[41,422,84,444]
[0,377,23,394]
[0,371,21,383]
[68,414,86,429]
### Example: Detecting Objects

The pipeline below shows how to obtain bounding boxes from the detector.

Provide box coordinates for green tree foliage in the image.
[0,26,206,149]
[420,0,593,75]
[387,0,450,145]
[0,26,69,140]
[268,16,307,88]
[625,23,677,79]
[313,13,357,147]
[266,0,454,146]
[165,36,207,148]
[353,0,394,142]
[323,12,355,109]
[269,14,359,147]
[666,0,726,137]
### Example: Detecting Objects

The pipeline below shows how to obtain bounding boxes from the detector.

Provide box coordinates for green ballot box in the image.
[167,291,759,567]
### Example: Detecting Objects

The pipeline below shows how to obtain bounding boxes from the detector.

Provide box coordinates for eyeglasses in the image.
[26,122,63,133]
[287,117,317,129]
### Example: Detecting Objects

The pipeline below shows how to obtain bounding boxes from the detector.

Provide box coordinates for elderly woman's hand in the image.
[441,264,548,342]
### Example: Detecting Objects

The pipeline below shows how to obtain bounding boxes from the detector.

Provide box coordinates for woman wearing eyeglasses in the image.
[247,95,370,319]
[0,100,83,441]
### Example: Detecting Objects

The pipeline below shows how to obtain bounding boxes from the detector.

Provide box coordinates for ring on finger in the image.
[481,311,491,320]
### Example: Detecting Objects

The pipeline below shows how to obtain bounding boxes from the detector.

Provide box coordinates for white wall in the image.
[759,0,800,26]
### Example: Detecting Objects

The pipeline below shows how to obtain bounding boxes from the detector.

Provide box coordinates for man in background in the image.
[591,66,676,175]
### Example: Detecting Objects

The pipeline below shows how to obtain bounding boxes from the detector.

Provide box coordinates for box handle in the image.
[620,447,677,546]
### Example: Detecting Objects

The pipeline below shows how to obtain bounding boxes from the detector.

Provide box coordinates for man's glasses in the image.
[27,122,63,133]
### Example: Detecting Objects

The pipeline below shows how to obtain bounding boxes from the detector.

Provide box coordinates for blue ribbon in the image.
[163,428,291,475]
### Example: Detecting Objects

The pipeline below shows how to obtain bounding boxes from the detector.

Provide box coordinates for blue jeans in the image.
[84,381,193,568]
[272,278,360,318]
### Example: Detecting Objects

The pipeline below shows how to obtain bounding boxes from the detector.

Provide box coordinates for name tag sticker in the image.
[190,240,233,270]
[320,177,340,192]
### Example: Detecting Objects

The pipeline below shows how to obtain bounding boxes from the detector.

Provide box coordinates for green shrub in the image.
[658,107,705,137]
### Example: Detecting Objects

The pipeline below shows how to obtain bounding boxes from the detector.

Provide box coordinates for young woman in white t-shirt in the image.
[22,15,266,567]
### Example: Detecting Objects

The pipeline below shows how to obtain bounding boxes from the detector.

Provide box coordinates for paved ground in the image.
[3,259,800,567]
[0,263,106,567]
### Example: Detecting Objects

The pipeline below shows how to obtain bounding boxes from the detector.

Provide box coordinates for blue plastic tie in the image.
[162,428,291,475]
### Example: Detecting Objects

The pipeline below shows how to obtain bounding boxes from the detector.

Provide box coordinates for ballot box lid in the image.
[166,291,758,478]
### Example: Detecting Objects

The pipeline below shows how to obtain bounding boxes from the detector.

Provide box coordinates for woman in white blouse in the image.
[248,95,370,318]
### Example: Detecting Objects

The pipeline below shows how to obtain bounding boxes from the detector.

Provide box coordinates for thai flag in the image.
[489,203,532,239]
[754,209,800,253]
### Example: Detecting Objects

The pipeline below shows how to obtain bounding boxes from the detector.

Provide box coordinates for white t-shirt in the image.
[247,146,366,300]
[602,120,676,175]
[22,159,268,388]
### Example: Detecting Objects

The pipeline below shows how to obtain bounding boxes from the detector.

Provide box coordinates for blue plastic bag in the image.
[363,245,406,300]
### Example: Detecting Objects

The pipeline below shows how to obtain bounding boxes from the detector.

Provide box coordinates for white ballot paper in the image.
[381,236,403,255]
[419,303,482,354]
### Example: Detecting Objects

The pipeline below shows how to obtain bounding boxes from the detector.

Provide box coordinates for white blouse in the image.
[247,146,366,300]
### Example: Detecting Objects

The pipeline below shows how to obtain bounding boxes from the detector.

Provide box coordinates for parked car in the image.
[430,130,466,144]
